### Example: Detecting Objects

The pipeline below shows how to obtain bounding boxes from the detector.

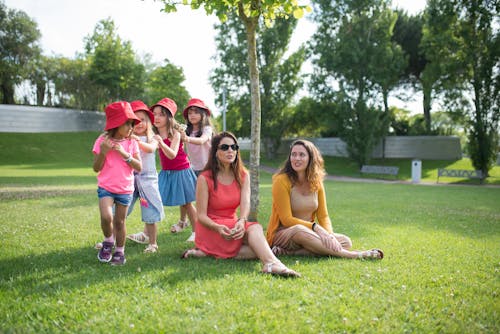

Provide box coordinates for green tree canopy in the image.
[145,59,190,119]
[0,1,41,104]
[210,13,307,158]
[310,0,401,167]
[159,0,310,220]
[422,0,499,177]
[84,18,146,109]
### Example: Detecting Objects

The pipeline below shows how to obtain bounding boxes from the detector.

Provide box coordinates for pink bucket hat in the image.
[151,97,177,117]
[183,98,211,119]
[104,101,140,131]
[130,100,154,123]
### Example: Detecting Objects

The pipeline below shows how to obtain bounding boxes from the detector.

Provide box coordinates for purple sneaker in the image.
[110,251,126,266]
[97,241,114,263]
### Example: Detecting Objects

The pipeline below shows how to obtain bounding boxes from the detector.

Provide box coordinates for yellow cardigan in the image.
[266,173,333,245]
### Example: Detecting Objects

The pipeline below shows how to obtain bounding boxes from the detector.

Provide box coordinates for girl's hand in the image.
[110,142,127,158]
[180,131,188,143]
[130,134,140,142]
[153,134,163,144]
[100,136,113,154]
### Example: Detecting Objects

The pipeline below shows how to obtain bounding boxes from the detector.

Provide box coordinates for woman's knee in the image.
[247,224,263,234]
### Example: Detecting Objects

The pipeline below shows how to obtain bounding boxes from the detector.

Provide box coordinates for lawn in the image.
[0,133,499,333]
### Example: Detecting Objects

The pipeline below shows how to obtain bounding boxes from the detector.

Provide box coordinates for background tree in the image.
[84,18,146,109]
[28,55,57,106]
[51,56,100,110]
[210,14,307,158]
[145,59,190,116]
[0,1,41,104]
[423,0,499,177]
[392,10,441,133]
[159,0,310,221]
[310,0,402,167]
[288,97,339,138]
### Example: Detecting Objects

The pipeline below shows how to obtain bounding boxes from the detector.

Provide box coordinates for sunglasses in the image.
[218,144,239,151]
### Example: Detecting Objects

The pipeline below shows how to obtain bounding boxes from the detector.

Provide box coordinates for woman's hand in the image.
[229,219,245,240]
[316,225,342,252]
[215,224,233,240]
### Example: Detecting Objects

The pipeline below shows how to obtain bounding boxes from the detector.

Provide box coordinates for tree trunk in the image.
[382,88,389,115]
[1,83,15,104]
[36,82,46,106]
[239,5,261,222]
[422,80,432,134]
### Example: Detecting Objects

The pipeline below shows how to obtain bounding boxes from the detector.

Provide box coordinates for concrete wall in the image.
[241,136,463,160]
[0,105,479,162]
[382,136,462,160]
[0,104,105,133]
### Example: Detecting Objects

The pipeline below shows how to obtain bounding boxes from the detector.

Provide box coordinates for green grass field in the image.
[0,133,499,333]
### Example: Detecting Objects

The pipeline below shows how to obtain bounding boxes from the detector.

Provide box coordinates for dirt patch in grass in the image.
[0,186,93,200]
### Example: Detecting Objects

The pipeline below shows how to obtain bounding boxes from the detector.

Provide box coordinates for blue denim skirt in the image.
[158,168,197,206]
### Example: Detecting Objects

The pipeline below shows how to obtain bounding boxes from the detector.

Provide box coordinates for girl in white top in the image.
[125,100,165,253]
[173,98,215,241]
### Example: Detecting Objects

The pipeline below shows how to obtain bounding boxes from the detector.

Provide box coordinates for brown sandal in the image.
[180,248,206,259]
[262,262,301,278]
[271,246,292,256]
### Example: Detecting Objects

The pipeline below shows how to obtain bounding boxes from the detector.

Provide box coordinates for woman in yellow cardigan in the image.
[266,139,383,260]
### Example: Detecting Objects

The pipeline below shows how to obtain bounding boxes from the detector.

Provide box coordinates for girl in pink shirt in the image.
[92,101,142,266]
[152,98,198,242]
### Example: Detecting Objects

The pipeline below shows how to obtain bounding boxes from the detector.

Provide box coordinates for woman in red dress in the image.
[181,132,300,278]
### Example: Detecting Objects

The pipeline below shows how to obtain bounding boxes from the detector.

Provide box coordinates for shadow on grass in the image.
[0,242,324,296]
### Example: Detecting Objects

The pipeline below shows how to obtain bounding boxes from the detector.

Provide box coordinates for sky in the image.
[5,0,427,115]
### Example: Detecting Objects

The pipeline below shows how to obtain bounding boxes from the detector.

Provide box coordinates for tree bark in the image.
[422,80,432,134]
[1,83,15,104]
[239,4,261,222]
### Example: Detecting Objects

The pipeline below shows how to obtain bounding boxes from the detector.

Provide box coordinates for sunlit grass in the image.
[0,132,499,333]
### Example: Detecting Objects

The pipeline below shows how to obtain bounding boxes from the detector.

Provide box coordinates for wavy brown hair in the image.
[203,131,246,190]
[277,139,325,192]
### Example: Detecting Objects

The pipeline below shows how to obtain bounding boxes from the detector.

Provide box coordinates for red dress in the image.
[195,170,258,258]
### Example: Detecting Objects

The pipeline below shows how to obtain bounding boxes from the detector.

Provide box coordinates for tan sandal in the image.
[358,248,384,260]
[170,220,189,233]
[126,232,149,244]
[262,262,301,278]
[180,248,206,259]
[144,244,158,253]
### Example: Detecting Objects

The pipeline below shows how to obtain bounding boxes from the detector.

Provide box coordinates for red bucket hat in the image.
[183,98,211,119]
[104,101,140,131]
[130,100,154,123]
[151,97,177,117]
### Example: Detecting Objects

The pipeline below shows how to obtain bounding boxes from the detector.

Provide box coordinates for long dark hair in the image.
[185,106,215,137]
[203,131,246,190]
